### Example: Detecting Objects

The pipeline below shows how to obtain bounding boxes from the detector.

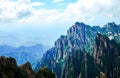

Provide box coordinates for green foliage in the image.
[0,57,28,78]
[0,56,56,78]
[36,67,56,78]
[64,46,70,53]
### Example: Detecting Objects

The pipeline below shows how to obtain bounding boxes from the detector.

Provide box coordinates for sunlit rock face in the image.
[35,22,120,78]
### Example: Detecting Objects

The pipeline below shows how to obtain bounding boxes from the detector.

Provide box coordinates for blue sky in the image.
[0,0,120,47]
[30,0,77,10]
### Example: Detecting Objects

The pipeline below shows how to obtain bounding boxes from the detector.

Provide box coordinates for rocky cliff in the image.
[34,22,120,78]
[61,34,120,78]
[93,34,120,78]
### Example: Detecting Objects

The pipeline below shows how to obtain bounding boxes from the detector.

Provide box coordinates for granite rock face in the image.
[35,22,120,78]
[93,34,120,78]
[61,34,120,78]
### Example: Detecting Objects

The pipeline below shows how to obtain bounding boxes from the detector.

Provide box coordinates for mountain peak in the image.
[108,22,116,25]
[75,22,85,26]
[35,22,120,78]
[104,22,117,28]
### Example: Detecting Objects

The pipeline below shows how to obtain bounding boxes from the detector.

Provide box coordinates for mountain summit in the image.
[34,22,120,78]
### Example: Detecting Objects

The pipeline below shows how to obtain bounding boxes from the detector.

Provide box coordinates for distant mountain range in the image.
[0,44,49,65]
[34,22,120,78]
[0,31,20,47]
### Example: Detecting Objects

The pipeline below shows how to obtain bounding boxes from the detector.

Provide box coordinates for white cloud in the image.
[0,0,45,23]
[62,0,112,22]
[52,0,64,3]
[18,9,60,23]
[31,2,45,7]
[0,0,120,25]
[59,0,120,25]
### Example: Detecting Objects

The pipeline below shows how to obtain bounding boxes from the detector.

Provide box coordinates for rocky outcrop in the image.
[0,56,27,78]
[20,62,35,78]
[0,56,56,78]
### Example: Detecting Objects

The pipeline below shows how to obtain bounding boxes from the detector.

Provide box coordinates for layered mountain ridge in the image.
[0,44,49,65]
[34,22,120,78]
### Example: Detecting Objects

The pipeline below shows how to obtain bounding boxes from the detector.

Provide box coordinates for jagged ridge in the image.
[35,22,120,78]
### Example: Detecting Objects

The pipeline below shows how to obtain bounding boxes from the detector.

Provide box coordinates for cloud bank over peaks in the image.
[0,0,120,47]
[0,0,120,26]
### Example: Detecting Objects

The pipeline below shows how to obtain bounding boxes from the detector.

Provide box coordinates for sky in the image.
[0,0,120,47]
